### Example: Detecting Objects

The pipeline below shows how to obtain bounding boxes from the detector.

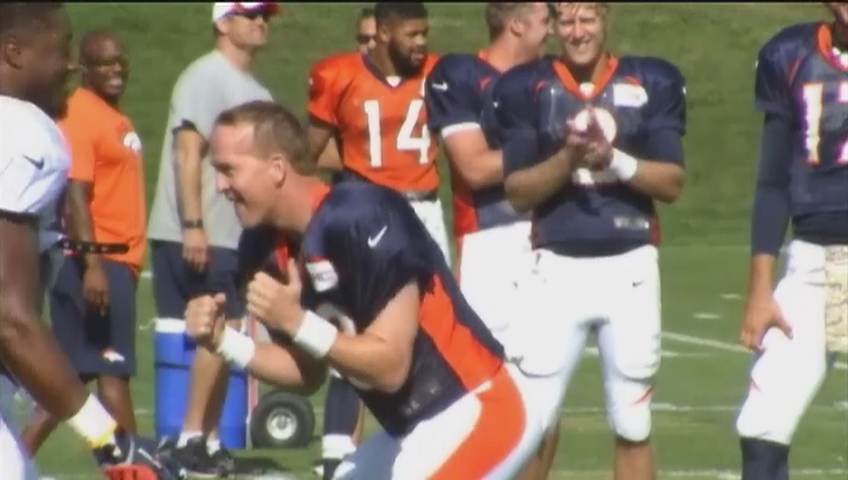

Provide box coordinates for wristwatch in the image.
[182,219,204,230]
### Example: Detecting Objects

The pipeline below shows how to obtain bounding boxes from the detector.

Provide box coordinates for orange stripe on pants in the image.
[430,365,525,479]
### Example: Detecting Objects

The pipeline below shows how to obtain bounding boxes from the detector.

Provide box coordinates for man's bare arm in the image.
[316,135,344,172]
[324,282,419,393]
[624,160,684,204]
[66,180,96,246]
[243,340,327,396]
[505,147,580,213]
[174,128,206,223]
[0,214,88,419]
[308,122,343,172]
[67,180,110,310]
[443,128,503,190]
[174,128,209,272]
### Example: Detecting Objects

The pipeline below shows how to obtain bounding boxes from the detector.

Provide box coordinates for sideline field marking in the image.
[134,401,847,417]
[548,468,848,479]
[663,331,848,371]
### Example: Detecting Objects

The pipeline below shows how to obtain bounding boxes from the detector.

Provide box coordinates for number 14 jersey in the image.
[308,52,440,193]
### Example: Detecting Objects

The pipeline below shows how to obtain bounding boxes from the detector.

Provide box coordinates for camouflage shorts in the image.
[824,245,848,354]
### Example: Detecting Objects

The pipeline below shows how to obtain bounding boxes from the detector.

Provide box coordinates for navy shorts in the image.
[150,240,243,321]
[51,256,137,378]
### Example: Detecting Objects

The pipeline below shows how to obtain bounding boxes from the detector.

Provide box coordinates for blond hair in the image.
[554,3,610,18]
[214,100,315,175]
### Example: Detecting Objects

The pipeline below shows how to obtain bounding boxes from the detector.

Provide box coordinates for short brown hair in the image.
[484,3,535,41]
[356,7,375,33]
[214,100,315,175]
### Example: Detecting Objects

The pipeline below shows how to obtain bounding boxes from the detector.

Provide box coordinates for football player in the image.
[306,4,449,477]
[307,2,449,264]
[734,4,848,479]
[186,100,543,479]
[424,3,552,478]
[0,3,182,479]
[492,3,687,480]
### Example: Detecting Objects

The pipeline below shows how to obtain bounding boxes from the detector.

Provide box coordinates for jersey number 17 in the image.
[802,81,848,165]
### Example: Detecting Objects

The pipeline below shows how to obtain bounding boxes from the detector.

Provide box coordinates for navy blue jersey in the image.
[752,23,848,247]
[425,52,528,241]
[298,181,504,436]
[493,55,686,256]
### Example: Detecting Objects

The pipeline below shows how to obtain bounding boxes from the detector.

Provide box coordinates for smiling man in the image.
[146,2,279,476]
[21,28,147,456]
[492,3,687,479]
[186,100,543,479]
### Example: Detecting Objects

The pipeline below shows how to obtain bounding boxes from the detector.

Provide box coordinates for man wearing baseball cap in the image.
[148,2,278,477]
[212,2,279,23]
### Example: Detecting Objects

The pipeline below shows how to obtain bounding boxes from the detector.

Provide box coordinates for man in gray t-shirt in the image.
[147,2,277,477]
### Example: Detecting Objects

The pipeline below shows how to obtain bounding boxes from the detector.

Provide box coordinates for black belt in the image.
[402,190,438,202]
[56,239,130,254]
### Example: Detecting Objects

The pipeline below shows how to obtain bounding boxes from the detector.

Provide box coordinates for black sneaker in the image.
[209,444,237,475]
[322,458,341,480]
[160,436,233,479]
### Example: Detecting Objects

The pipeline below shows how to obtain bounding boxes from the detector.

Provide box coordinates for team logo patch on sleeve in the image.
[613,83,648,108]
[305,259,339,292]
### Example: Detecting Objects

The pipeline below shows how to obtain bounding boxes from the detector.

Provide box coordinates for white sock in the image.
[207,437,221,455]
[177,431,203,448]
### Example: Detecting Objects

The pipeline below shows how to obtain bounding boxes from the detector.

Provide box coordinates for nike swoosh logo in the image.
[367,225,388,248]
[23,155,44,170]
[431,82,448,91]
[632,280,644,287]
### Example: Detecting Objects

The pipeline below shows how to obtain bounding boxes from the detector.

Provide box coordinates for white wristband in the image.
[68,393,118,448]
[293,310,338,359]
[610,149,639,182]
[216,326,256,370]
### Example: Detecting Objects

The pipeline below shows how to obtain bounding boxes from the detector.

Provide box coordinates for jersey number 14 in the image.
[363,99,431,168]
[802,82,848,165]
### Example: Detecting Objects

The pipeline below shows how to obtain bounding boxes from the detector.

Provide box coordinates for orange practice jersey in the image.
[308,52,441,193]
[60,88,147,271]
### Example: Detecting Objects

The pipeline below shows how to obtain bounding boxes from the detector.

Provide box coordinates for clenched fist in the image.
[247,259,304,336]
[185,293,226,350]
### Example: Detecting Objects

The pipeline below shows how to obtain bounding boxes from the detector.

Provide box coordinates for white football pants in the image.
[735,240,846,445]
[513,245,662,442]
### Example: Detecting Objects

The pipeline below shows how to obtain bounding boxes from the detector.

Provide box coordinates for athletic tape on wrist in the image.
[611,149,639,182]
[293,310,338,359]
[216,326,256,370]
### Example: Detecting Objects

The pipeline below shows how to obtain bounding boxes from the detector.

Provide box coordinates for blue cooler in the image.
[154,318,247,449]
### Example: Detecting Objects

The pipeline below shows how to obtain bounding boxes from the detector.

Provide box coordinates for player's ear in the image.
[0,33,26,70]
[267,152,287,186]
[377,20,392,44]
[214,18,230,37]
[507,15,526,38]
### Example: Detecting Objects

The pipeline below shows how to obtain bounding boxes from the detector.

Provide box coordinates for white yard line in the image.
[549,468,848,479]
[134,243,755,280]
[134,401,846,418]
[663,331,848,371]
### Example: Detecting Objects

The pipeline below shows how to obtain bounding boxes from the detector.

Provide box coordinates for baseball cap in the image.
[212,2,279,23]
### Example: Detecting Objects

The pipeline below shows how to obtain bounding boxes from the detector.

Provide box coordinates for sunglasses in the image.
[229,10,272,21]
[356,33,376,44]
[85,58,129,71]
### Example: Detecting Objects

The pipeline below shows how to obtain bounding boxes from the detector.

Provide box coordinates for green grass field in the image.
[20,3,848,479]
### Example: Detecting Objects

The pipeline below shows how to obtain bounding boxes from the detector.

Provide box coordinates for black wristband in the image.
[182,219,204,229]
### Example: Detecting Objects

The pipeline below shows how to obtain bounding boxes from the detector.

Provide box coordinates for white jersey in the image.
[0,96,70,253]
